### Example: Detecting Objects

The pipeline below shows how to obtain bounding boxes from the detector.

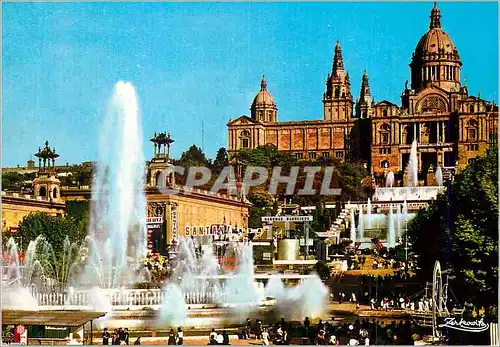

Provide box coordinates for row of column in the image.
[372,121,448,145]
[422,65,459,82]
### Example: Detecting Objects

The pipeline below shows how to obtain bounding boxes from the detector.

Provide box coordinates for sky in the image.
[2,2,498,167]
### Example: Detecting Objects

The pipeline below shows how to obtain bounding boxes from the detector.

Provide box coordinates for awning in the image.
[1,309,106,327]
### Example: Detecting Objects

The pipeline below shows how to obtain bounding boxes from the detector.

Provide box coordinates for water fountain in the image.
[387,204,396,248]
[407,140,419,188]
[350,209,356,243]
[386,171,395,188]
[367,198,372,230]
[83,81,147,290]
[435,165,443,186]
[358,205,364,241]
[2,81,329,331]
[396,204,402,242]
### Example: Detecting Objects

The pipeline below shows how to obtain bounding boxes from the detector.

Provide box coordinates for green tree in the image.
[176,144,211,168]
[2,172,36,191]
[408,148,498,313]
[213,147,229,175]
[16,212,87,255]
[315,260,331,280]
[174,145,213,188]
[247,189,274,228]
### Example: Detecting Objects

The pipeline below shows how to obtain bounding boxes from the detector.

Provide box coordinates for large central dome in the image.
[409,3,462,92]
[413,4,460,62]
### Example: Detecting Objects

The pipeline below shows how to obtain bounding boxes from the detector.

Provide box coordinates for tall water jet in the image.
[84,81,147,289]
[407,140,419,187]
[387,204,396,248]
[159,283,187,327]
[435,165,443,186]
[367,198,372,230]
[350,209,356,243]
[396,204,402,242]
[386,171,395,188]
[223,242,260,307]
[358,206,364,241]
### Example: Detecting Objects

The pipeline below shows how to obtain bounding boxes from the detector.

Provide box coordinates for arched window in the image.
[469,105,474,113]
[39,186,47,198]
[380,160,389,168]
[402,125,412,145]
[383,109,388,117]
[154,171,162,187]
[240,130,251,148]
[419,95,448,113]
[52,188,57,199]
[335,86,340,98]
[379,124,391,144]
[466,120,478,141]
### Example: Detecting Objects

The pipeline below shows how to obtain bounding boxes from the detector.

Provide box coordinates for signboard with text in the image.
[146,217,166,254]
[261,215,313,223]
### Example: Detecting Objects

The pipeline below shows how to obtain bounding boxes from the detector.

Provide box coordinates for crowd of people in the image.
[101,328,136,345]
[306,317,419,345]
[233,315,421,345]
[208,328,230,345]
[333,289,436,313]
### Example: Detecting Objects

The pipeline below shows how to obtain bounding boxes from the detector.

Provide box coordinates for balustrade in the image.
[32,288,227,306]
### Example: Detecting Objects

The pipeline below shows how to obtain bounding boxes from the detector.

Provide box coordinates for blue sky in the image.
[2,2,498,167]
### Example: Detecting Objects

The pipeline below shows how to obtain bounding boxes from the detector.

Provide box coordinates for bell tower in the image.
[33,141,61,202]
[323,41,354,120]
[148,132,176,188]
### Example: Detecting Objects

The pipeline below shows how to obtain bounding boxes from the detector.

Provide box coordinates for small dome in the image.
[252,75,276,107]
[413,3,460,63]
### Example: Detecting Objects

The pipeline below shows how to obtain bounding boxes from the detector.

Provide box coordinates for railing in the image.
[372,186,445,202]
[1,191,55,202]
[31,287,229,307]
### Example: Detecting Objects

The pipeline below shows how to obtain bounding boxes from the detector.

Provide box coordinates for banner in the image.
[262,215,313,222]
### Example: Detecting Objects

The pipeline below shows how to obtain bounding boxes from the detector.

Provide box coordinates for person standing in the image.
[102,328,110,345]
[222,330,229,345]
[256,320,263,340]
[124,328,129,345]
[112,329,120,345]
[261,328,270,345]
[177,327,183,345]
[244,318,251,339]
[209,328,217,344]
[167,329,176,345]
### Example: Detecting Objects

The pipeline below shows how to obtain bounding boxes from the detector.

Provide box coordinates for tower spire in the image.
[260,75,267,91]
[360,70,371,100]
[356,70,373,119]
[430,2,441,29]
[332,41,344,75]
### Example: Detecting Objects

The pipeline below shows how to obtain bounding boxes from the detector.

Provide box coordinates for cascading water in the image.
[435,165,443,186]
[358,206,364,241]
[387,204,396,248]
[386,171,395,188]
[349,209,356,243]
[407,140,419,187]
[83,81,147,289]
[402,200,408,218]
[367,198,372,230]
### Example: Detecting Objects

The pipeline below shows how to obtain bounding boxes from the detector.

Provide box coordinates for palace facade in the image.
[227,4,498,182]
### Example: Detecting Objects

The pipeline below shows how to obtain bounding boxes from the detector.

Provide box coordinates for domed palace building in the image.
[227,3,498,183]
